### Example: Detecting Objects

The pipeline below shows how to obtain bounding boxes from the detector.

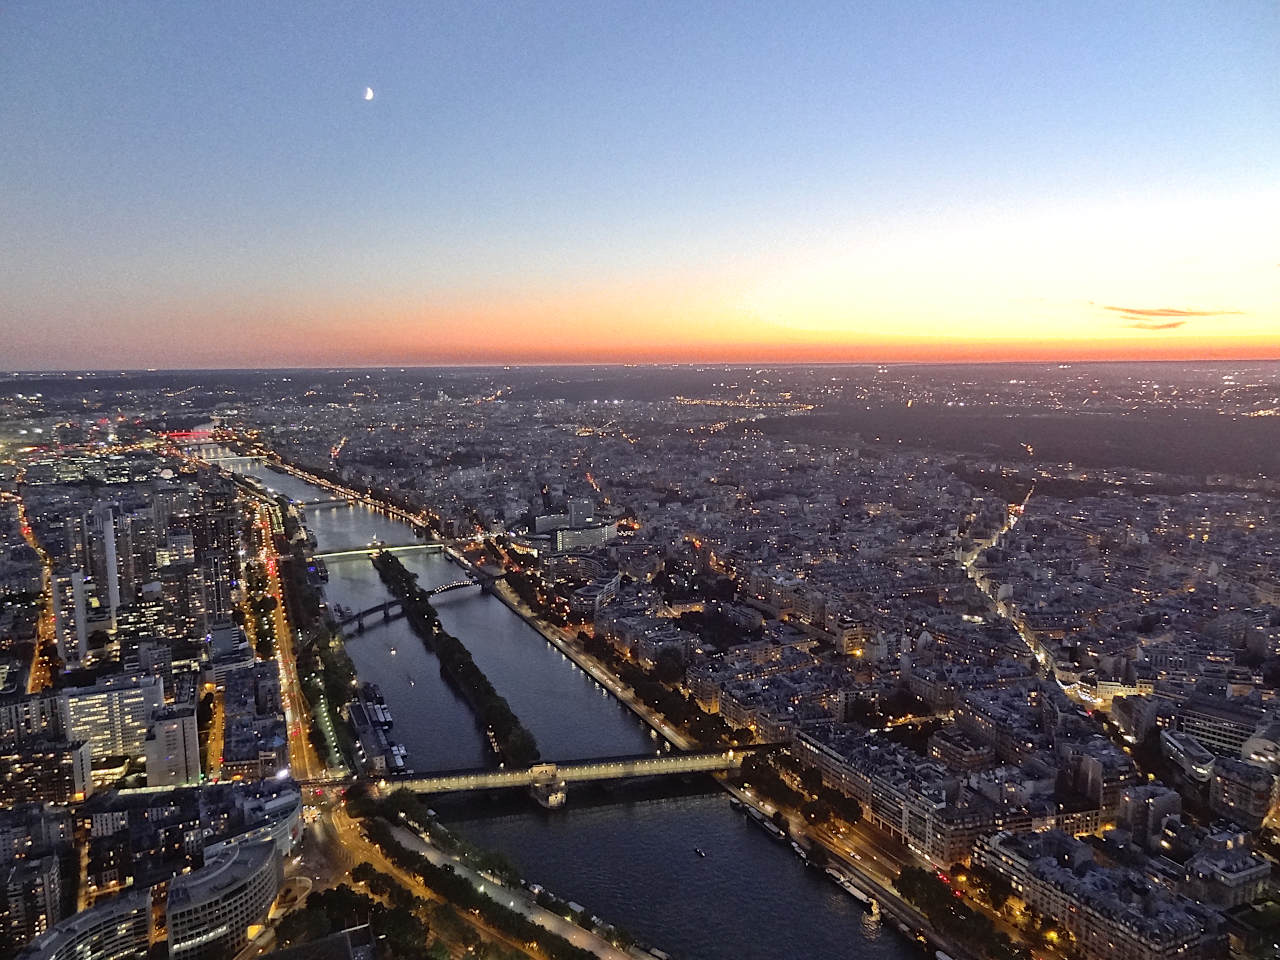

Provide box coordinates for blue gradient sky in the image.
[2,1,1277,367]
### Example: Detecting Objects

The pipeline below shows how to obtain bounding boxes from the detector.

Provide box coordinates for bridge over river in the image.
[315,543,443,561]
[335,572,506,634]
[297,744,782,806]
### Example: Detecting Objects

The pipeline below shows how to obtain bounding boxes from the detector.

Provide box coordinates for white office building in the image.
[64,675,163,760]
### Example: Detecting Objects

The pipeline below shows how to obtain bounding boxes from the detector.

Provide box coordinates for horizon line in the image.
[4,355,1280,376]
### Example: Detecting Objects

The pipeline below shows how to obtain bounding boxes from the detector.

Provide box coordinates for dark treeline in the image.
[755,405,1280,478]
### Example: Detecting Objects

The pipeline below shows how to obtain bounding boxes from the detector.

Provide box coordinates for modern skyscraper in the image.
[50,569,87,665]
[88,504,121,620]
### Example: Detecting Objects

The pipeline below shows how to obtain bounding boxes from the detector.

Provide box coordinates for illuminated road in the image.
[12,478,54,692]
[962,483,1041,662]
[256,504,328,782]
[207,685,225,781]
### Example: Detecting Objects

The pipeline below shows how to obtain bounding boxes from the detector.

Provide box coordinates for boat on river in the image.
[824,867,873,907]
[388,743,408,771]
[759,819,786,841]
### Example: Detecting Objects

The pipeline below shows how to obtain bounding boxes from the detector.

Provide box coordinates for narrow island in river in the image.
[372,551,542,767]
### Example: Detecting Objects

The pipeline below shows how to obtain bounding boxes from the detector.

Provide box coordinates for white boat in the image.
[826,869,871,905]
[845,882,870,905]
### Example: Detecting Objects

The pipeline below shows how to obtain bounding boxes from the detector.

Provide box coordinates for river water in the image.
[210,450,916,960]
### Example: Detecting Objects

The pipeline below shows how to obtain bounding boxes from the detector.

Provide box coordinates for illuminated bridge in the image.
[201,454,263,464]
[393,745,779,796]
[314,543,443,561]
[296,745,782,803]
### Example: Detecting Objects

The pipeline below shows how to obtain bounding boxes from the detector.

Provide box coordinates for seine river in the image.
[211,451,917,960]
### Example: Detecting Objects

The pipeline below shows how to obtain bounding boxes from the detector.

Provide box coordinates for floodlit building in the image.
[64,674,163,760]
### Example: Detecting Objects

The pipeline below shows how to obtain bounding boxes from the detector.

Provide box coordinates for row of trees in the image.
[895,866,1029,960]
[373,553,541,766]
[358,790,643,949]
[362,817,604,960]
[352,788,524,887]
[296,630,357,765]
[576,631,750,747]
[275,879,439,959]
[740,753,864,827]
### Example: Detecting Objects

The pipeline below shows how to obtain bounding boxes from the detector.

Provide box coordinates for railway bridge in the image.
[296,744,782,806]
[336,573,504,635]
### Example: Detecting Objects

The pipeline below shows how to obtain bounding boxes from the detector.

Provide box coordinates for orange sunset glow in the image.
[1,4,1277,368]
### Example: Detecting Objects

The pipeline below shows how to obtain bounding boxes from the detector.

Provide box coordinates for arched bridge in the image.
[337,574,506,635]
[429,579,485,596]
[425,569,506,598]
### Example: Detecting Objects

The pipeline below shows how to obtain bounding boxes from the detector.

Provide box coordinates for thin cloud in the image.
[1101,304,1244,319]
[1128,320,1188,330]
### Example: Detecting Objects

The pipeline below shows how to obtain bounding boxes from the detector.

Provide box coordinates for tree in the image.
[988,876,1012,912]
[655,648,685,684]
[799,766,824,796]
[276,905,332,945]
[197,692,214,727]
[801,797,833,825]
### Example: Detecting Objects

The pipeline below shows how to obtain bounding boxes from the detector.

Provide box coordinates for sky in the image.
[1,1,1277,369]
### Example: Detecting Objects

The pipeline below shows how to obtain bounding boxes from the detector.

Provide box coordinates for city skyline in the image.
[3,364,1278,960]
[2,1,1278,369]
